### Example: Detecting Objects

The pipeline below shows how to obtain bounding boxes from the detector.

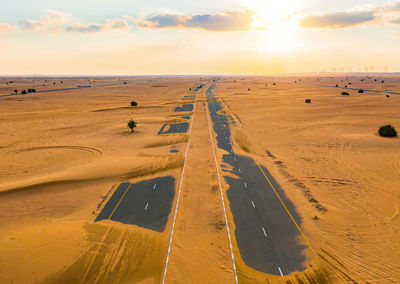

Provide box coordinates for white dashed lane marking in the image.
[262,227,267,237]
[278,266,283,277]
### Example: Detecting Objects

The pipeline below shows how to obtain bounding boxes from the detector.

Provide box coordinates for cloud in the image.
[299,11,375,28]
[64,19,129,33]
[0,23,17,33]
[383,0,400,11]
[137,10,255,31]
[390,17,400,24]
[299,0,400,29]
[19,9,68,31]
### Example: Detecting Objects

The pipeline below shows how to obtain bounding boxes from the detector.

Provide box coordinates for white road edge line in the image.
[162,103,196,284]
[238,169,241,173]
[244,182,247,188]
[262,227,267,237]
[153,184,157,190]
[145,202,149,210]
[206,91,238,284]
[278,266,283,277]
[252,201,255,208]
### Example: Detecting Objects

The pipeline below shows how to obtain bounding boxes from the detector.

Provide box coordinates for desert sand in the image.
[0,75,399,283]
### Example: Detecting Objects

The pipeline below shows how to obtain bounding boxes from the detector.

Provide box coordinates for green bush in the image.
[21,90,27,94]
[305,99,311,103]
[14,90,18,94]
[358,89,364,93]
[130,101,138,107]
[378,125,397,137]
[127,119,137,132]
[341,92,350,96]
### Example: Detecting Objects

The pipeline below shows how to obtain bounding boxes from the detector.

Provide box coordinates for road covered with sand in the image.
[0,74,400,283]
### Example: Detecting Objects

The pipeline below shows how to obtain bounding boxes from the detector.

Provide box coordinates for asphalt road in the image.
[193,85,203,92]
[206,86,307,275]
[183,95,196,100]
[174,104,193,112]
[95,176,175,232]
[0,82,130,98]
[158,122,189,135]
[281,81,400,95]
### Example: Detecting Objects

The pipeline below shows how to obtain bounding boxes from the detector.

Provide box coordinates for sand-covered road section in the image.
[215,75,400,282]
[0,77,199,283]
[163,94,236,283]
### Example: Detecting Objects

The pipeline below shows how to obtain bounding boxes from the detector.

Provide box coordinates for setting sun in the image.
[249,0,299,24]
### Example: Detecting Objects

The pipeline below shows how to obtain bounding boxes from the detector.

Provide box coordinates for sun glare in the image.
[250,0,300,53]
[250,0,299,24]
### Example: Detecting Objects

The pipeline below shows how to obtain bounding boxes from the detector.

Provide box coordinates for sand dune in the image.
[1,75,399,283]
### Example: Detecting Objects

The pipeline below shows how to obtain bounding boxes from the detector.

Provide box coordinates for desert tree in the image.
[130,101,138,107]
[127,119,137,132]
[378,125,397,137]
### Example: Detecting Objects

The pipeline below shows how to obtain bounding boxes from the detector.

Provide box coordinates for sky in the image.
[0,0,399,75]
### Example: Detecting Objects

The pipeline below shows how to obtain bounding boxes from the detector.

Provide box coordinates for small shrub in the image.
[358,89,364,93]
[305,99,311,103]
[130,101,138,107]
[345,85,347,88]
[378,125,397,137]
[14,90,18,94]
[341,92,350,96]
[189,88,192,91]
[313,215,319,220]
[386,94,390,98]
[21,90,27,94]
[273,83,276,86]
[335,84,339,87]
[248,88,251,91]
[127,119,137,132]
[381,80,385,83]
[124,82,127,85]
